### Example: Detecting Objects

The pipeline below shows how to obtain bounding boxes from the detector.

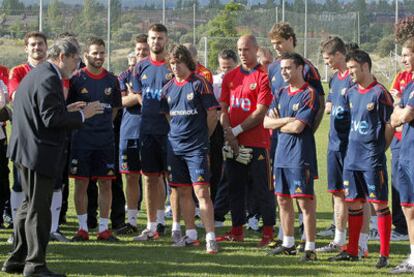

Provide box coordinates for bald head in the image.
[237,35,259,70]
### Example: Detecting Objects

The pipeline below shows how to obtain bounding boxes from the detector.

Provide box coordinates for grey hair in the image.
[47,38,79,60]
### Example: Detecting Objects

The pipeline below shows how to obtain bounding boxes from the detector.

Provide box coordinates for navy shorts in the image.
[397,161,414,206]
[119,138,141,174]
[274,166,314,199]
[327,150,346,193]
[139,134,167,176]
[344,168,388,204]
[69,148,116,180]
[167,148,210,187]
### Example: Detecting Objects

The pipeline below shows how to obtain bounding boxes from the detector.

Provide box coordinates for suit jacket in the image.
[8,62,83,178]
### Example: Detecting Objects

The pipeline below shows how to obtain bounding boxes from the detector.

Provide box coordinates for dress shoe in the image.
[1,262,25,274]
[23,268,66,277]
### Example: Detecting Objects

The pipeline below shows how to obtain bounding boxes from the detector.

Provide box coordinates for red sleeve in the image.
[0,66,9,86]
[8,66,24,99]
[390,72,402,95]
[220,72,230,106]
[257,72,272,106]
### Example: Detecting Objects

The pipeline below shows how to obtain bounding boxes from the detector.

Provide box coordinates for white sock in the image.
[172,222,181,232]
[305,241,316,251]
[147,222,157,233]
[206,232,216,241]
[77,214,88,232]
[50,190,62,233]
[333,229,346,246]
[282,236,295,248]
[359,232,369,250]
[277,226,284,240]
[98,217,109,233]
[157,209,165,225]
[186,229,198,240]
[333,213,336,226]
[127,209,138,227]
[11,191,24,223]
[370,215,378,229]
[408,245,414,265]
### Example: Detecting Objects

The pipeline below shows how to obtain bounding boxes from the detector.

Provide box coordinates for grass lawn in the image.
[0,83,412,276]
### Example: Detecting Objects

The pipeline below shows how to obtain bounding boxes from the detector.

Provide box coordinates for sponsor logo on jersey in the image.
[170,109,198,116]
[81,88,88,94]
[104,87,112,96]
[292,103,299,111]
[366,102,375,111]
[230,96,251,112]
[351,120,369,135]
[142,74,148,80]
[249,83,257,90]
[187,92,194,101]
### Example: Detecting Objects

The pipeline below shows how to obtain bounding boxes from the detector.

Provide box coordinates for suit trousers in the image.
[7,164,54,272]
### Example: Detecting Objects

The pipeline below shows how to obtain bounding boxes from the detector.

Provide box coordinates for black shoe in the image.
[23,268,66,277]
[156,223,166,236]
[301,250,317,262]
[328,251,359,262]
[297,240,305,253]
[115,223,138,235]
[376,256,389,269]
[267,245,297,256]
[2,262,25,274]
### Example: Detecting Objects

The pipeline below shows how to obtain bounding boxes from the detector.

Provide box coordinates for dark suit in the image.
[5,62,83,274]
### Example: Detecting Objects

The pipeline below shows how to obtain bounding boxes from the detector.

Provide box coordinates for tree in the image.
[76,0,105,40]
[46,0,64,35]
[111,0,122,31]
[208,0,220,9]
[1,0,24,15]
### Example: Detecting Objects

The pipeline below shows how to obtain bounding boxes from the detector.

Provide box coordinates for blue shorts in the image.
[274,167,314,199]
[397,161,414,206]
[167,149,210,187]
[343,168,388,204]
[69,148,116,180]
[139,134,167,176]
[327,150,346,193]
[119,139,141,174]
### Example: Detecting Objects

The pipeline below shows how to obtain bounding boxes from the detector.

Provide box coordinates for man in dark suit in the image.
[1,38,103,277]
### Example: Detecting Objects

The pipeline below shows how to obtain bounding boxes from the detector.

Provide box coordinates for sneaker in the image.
[133,228,159,241]
[206,239,219,254]
[297,240,306,253]
[172,235,200,247]
[316,242,341,253]
[267,245,297,256]
[71,229,89,242]
[369,228,380,240]
[246,216,260,232]
[115,223,138,235]
[216,232,244,242]
[258,234,273,247]
[390,259,414,274]
[317,224,335,237]
[165,205,173,219]
[171,230,182,244]
[328,251,359,262]
[390,230,409,241]
[50,231,70,242]
[7,234,14,245]
[358,246,369,258]
[301,250,317,262]
[267,239,282,249]
[97,230,120,242]
[156,223,166,236]
[376,256,389,269]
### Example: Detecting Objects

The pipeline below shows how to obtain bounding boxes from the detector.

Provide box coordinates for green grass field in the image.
[0,83,412,276]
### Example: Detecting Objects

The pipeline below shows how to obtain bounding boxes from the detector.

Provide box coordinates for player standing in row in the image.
[132,24,171,241]
[264,52,319,261]
[69,37,122,242]
[116,34,150,235]
[161,45,219,253]
[216,35,276,246]
[328,50,394,269]
[389,37,414,274]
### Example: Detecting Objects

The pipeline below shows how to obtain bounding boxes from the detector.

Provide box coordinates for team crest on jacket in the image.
[81,88,88,94]
[249,83,257,90]
[187,92,194,101]
[292,103,299,111]
[165,73,173,80]
[366,102,375,111]
[104,88,112,96]
[409,91,414,99]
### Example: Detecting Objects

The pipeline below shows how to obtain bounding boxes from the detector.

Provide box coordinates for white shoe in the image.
[317,224,335,237]
[390,230,409,241]
[369,228,380,240]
